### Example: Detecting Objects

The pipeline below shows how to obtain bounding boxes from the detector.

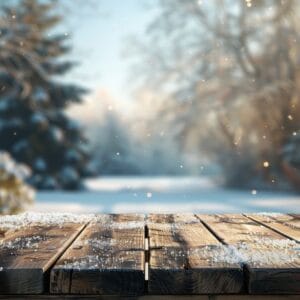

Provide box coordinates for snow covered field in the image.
[32,176,300,213]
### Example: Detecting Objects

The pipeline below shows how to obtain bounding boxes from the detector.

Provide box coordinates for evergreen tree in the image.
[0,0,91,190]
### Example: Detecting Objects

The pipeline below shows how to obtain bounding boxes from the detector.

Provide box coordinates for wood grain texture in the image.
[198,214,300,294]
[0,223,85,294]
[245,214,300,242]
[50,214,145,296]
[147,214,244,294]
[148,213,217,249]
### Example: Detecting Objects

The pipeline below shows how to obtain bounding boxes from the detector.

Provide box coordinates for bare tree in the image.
[131,0,300,187]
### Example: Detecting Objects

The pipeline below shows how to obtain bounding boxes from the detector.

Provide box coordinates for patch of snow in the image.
[32,202,102,214]
[105,221,145,230]
[252,199,300,209]
[32,86,48,103]
[88,238,116,248]
[0,212,146,232]
[158,238,300,268]
[191,239,300,267]
[85,176,216,192]
[30,112,48,126]
[60,255,101,270]
[0,235,45,250]
[34,157,47,172]
[59,252,139,270]
[49,126,64,142]
[35,176,299,213]
[0,99,9,111]
[0,152,31,180]
[71,238,118,253]
[112,202,239,214]
[58,166,79,184]
[65,149,81,163]
[12,139,29,154]
[0,212,94,231]
[256,212,285,217]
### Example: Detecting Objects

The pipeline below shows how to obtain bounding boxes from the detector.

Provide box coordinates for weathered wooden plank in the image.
[147,214,244,294]
[199,214,300,294]
[147,213,216,249]
[289,214,300,219]
[0,223,85,294]
[245,213,300,242]
[50,214,145,296]
[147,213,199,224]
[110,213,145,223]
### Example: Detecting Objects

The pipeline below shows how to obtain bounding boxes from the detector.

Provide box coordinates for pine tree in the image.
[0,0,91,190]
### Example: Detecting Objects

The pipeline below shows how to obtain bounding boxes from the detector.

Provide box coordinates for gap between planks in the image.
[194,214,226,244]
[197,214,300,294]
[44,220,91,292]
[145,237,149,281]
[144,223,150,289]
[50,214,146,295]
[0,220,91,294]
[243,214,300,242]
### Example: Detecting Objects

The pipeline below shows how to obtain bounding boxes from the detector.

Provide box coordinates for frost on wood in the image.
[216,238,300,267]
[105,221,145,230]
[92,214,145,230]
[253,213,300,229]
[160,238,300,268]
[194,240,299,267]
[0,235,45,250]
[0,212,95,231]
[0,152,35,214]
[57,225,143,271]
[154,218,300,269]
[72,238,117,252]
[58,251,140,270]
[53,215,145,271]
[0,213,146,231]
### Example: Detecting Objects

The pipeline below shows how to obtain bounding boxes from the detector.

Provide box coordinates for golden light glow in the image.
[263,161,270,168]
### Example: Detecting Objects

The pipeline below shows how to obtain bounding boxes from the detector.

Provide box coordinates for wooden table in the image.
[0,213,299,299]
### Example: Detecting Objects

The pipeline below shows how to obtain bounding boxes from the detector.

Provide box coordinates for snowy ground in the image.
[31,176,300,213]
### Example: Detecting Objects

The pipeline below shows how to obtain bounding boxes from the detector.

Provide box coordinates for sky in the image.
[61,0,156,106]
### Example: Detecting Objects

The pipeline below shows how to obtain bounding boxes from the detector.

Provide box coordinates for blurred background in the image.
[0,0,300,214]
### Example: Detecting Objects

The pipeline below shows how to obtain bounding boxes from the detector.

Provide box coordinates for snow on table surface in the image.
[159,238,300,268]
[33,176,300,214]
[0,212,94,230]
[0,212,146,231]
[0,211,299,270]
